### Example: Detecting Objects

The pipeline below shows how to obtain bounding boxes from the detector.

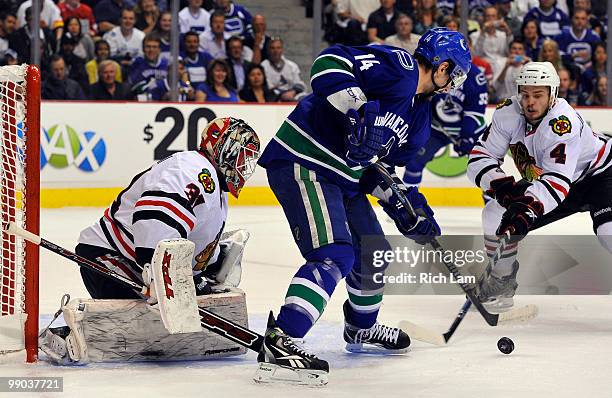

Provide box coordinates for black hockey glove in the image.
[496,195,544,239]
[487,177,532,208]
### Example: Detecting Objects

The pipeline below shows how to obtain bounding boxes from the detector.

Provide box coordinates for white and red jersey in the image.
[79,150,228,280]
[468,97,612,214]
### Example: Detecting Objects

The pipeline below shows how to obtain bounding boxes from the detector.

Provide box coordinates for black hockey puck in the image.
[497,337,514,354]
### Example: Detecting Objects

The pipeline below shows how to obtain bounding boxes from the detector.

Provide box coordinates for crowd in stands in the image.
[0,0,307,102]
[325,0,609,105]
[0,0,608,105]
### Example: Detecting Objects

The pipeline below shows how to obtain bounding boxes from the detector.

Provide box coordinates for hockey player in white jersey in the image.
[39,117,260,364]
[468,62,612,309]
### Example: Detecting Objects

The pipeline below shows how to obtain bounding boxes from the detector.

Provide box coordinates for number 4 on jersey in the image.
[355,54,380,71]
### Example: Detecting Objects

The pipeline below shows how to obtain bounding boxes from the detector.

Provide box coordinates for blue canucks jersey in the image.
[555,27,601,68]
[224,3,252,36]
[181,51,214,84]
[431,63,487,140]
[258,44,431,195]
[524,7,569,38]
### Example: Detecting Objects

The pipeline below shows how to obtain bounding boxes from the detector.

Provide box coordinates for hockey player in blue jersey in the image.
[254,28,471,385]
[403,63,488,187]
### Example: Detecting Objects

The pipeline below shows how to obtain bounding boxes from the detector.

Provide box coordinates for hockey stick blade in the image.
[5,222,265,353]
[398,320,445,346]
[496,303,539,325]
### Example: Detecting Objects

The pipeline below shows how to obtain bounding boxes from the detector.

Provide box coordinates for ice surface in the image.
[1,206,609,398]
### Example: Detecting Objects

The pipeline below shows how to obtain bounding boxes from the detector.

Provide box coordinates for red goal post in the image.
[0,64,40,363]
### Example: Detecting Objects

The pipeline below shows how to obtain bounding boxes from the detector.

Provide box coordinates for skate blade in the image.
[253,363,328,386]
[345,343,409,355]
[482,298,514,313]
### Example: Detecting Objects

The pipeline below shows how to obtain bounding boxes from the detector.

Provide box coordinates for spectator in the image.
[181,31,213,85]
[134,0,160,34]
[441,15,460,31]
[103,8,146,73]
[195,59,239,102]
[471,6,513,79]
[64,17,94,61]
[260,37,306,102]
[179,0,211,34]
[384,14,420,54]
[17,0,64,43]
[580,75,607,106]
[367,0,398,43]
[199,11,229,59]
[523,0,569,38]
[59,31,89,91]
[94,0,124,34]
[412,0,439,35]
[492,39,530,100]
[558,67,579,106]
[239,64,277,103]
[509,0,539,22]
[555,9,600,71]
[89,60,130,100]
[582,42,606,95]
[468,36,494,84]
[129,33,169,101]
[225,36,253,91]
[573,0,602,37]
[0,13,17,59]
[42,55,86,100]
[435,0,455,17]
[153,11,172,61]
[496,0,522,38]
[173,59,197,101]
[85,39,122,84]
[9,7,56,65]
[1,48,19,65]
[331,0,378,46]
[215,0,252,37]
[538,38,563,70]
[520,19,543,61]
[59,0,96,36]
[242,14,271,64]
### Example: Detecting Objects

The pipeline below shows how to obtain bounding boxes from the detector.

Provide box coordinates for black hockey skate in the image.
[254,312,329,386]
[343,301,410,354]
[477,261,519,313]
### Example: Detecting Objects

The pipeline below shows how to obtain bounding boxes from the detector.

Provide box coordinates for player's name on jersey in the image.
[374,111,410,145]
[372,272,476,285]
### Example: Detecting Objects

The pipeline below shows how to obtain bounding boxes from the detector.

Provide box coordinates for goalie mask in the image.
[200,117,260,198]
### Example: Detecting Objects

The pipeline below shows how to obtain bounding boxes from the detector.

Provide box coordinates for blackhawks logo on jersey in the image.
[496,98,512,109]
[509,142,543,182]
[198,168,215,193]
[194,227,224,271]
[549,115,572,136]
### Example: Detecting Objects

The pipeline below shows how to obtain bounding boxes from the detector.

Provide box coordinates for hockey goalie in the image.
[39,117,261,364]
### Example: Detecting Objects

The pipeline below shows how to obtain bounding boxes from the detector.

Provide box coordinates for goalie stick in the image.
[372,163,538,338]
[4,222,264,353]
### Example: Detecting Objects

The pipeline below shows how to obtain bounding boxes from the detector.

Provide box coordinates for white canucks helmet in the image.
[515,61,560,110]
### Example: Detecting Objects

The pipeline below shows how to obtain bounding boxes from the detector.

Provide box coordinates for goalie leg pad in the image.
[50,289,248,364]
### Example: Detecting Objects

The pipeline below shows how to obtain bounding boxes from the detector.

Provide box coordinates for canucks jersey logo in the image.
[549,115,572,136]
[496,98,512,109]
[198,168,216,193]
[509,142,543,182]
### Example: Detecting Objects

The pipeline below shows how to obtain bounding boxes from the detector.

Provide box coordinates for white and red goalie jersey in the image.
[78,150,228,281]
[468,97,612,214]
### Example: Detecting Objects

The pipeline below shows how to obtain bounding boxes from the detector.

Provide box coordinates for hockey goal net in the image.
[0,65,40,363]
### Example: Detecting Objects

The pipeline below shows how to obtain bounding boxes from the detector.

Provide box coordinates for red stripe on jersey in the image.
[135,199,195,230]
[547,180,569,197]
[470,149,489,156]
[593,143,606,167]
[104,208,136,258]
